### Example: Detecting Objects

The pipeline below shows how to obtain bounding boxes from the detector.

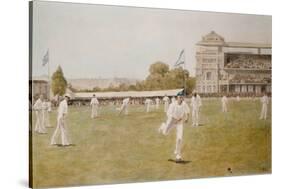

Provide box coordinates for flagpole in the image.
[48,49,50,82]
[48,49,51,99]
[183,49,186,96]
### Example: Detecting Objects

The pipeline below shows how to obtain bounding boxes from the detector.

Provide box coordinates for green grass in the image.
[31,98,271,188]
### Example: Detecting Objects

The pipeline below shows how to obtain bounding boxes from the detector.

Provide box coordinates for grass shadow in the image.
[54,144,76,147]
[168,159,192,164]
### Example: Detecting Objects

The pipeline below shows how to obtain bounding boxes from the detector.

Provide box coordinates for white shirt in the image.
[170,102,186,121]
[221,96,228,104]
[145,99,152,105]
[236,96,240,101]
[191,95,202,110]
[123,98,130,105]
[261,95,269,105]
[155,98,160,104]
[47,102,52,112]
[58,99,68,118]
[163,96,169,103]
[167,100,177,117]
[33,98,43,111]
[90,97,99,106]
[42,101,48,111]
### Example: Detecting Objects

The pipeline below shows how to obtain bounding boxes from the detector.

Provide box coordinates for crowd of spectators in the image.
[229,74,271,84]
[225,54,271,70]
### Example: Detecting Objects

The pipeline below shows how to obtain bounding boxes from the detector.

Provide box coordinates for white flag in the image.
[42,49,49,66]
[174,49,184,67]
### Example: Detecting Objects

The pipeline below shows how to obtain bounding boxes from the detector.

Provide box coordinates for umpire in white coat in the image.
[51,94,71,146]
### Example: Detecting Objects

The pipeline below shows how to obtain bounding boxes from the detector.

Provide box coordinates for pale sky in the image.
[32,1,272,79]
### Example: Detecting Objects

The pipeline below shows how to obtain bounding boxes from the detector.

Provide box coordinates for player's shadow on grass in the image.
[189,124,205,127]
[168,159,192,164]
[55,144,76,147]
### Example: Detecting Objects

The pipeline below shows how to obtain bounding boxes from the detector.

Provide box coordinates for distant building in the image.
[195,31,271,95]
[30,76,50,101]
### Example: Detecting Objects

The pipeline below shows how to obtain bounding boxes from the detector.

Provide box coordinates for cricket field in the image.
[31,98,271,188]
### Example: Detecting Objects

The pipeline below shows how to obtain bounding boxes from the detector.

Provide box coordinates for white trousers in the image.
[35,111,46,133]
[43,110,51,127]
[51,116,71,146]
[91,105,98,118]
[159,117,184,159]
[222,103,227,112]
[164,102,169,112]
[192,108,200,126]
[260,104,268,120]
[146,104,150,112]
[120,104,128,115]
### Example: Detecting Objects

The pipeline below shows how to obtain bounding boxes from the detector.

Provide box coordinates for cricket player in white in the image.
[163,95,170,113]
[221,95,228,113]
[260,93,269,120]
[236,95,240,102]
[90,94,99,118]
[155,97,160,109]
[158,97,177,133]
[159,95,188,161]
[182,98,191,122]
[145,98,152,112]
[51,94,71,146]
[191,92,202,127]
[119,97,130,115]
[43,99,52,127]
[33,95,47,134]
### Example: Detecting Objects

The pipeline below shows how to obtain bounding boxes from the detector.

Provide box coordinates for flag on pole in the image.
[174,49,185,67]
[42,49,49,66]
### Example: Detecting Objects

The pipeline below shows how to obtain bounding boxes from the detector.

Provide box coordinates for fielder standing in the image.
[33,94,47,134]
[51,94,71,146]
[90,94,99,118]
[221,95,228,113]
[155,97,160,109]
[145,98,152,113]
[191,92,202,127]
[260,93,269,120]
[163,95,170,113]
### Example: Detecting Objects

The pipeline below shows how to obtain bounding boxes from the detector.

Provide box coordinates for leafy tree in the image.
[118,83,129,91]
[74,61,196,93]
[149,61,169,76]
[92,87,101,92]
[51,66,67,96]
[165,67,189,89]
[135,81,144,91]
[128,84,137,91]
[186,77,196,94]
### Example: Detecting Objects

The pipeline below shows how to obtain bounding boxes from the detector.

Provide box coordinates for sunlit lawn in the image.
[31,98,271,188]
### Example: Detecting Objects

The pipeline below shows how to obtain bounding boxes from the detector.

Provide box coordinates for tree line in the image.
[51,62,195,96]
